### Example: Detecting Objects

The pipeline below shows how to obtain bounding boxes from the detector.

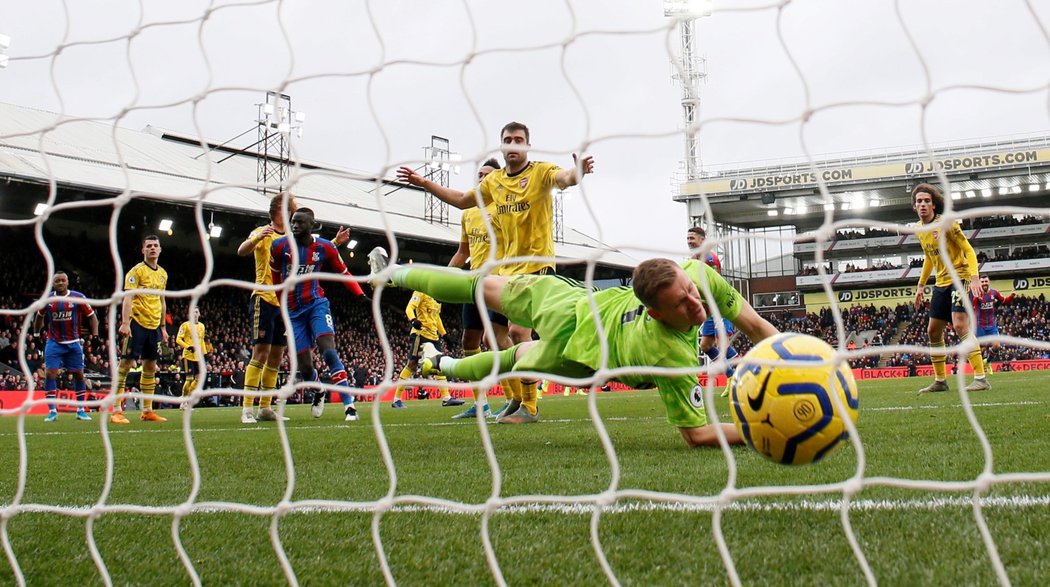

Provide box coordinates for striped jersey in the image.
[972,289,1013,329]
[270,236,363,314]
[38,290,94,343]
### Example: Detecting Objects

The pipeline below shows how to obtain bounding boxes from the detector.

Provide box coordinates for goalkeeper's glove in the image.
[410,319,423,330]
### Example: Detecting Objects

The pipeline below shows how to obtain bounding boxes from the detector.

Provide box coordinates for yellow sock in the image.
[931,340,947,380]
[394,366,414,401]
[182,376,196,397]
[436,375,450,400]
[966,337,986,377]
[503,378,522,402]
[243,360,263,409]
[983,355,991,375]
[115,365,130,412]
[521,379,538,415]
[141,370,156,411]
[260,365,280,409]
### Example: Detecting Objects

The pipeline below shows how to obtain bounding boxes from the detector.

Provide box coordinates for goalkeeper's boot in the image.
[75,409,91,421]
[498,406,539,424]
[311,392,326,418]
[44,410,58,423]
[916,380,950,395]
[257,407,289,422]
[495,400,522,423]
[964,378,992,392]
[420,343,444,377]
[141,411,167,422]
[344,405,359,422]
[452,404,490,419]
[241,408,258,424]
[367,247,394,288]
[109,412,131,425]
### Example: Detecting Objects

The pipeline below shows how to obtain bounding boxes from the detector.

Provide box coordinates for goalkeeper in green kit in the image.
[368,248,778,447]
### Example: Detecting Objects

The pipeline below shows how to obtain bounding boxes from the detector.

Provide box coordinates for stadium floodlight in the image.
[294,111,306,123]
[34,202,47,215]
[981,188,993,198]
[950,191,962,200]
[1011,185,1022,194]
[823,203,834,211]
[965,190,976,199]
[663,0,713,17]
[784,207,794,215]
[1029,183,1040,192]
[1045,181,1050,191]
[209,224,222,238]
[767,209,778,217]
[840,203,850,211]
[795,204,808,215]
[158,218,173,233]
[998,187,1009,196]
[263,103,275,115]
[346,239,358,250]
[869,198,881,208]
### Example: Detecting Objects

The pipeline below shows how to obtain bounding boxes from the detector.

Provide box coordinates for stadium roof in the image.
[0,102,636,271]
[675,134,1050,230]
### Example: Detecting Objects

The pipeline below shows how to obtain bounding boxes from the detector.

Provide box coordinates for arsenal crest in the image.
[519,177,529,189]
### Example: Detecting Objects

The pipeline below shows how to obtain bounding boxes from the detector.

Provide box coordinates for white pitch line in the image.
[4,495,1049,516]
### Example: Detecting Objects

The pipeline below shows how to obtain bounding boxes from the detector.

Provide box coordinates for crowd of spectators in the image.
[964,214,1046,231]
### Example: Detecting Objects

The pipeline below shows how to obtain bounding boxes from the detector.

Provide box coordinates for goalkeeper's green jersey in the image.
[561,260,743,428]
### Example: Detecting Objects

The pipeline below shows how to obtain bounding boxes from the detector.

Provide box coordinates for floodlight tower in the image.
[256,92,305,196]
[552,188,565,243]
[664,0,711,222]
[422,135,459,226]
[0,33,10,69]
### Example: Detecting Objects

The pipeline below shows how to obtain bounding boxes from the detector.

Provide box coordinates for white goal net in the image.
[0,0,1049,585]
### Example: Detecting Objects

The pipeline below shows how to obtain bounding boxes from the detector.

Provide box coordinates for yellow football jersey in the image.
[176,321,209,361]
[916,216,979,287]
[479,161,560,275]
[124,262,167,330]
[248,224,284,306]
[406,291,445,341]
[460,205,497,271]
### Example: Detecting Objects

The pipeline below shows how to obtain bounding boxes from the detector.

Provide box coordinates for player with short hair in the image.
[176,307,212,405]
[912,183,988,394]
[972,275,1014,374]
[447,158,512,419]
[687,226,739,397]
[270,207,365,421]
[390,290,461,408]
[397,122,595,424]
[33,271,98,422]
[113,235,169,423]
[369,248,779,447]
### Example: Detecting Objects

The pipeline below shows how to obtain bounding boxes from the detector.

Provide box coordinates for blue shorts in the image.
[700,317,735,338]
[44,340,85,371]
[289,298,335,352]
[121,320,162,361]
[461,303,509,331]
[974,325,1000,338]
[250,296,288,346]
[930,285,966,322]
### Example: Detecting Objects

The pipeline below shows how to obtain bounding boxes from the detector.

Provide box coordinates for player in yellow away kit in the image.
[390,290,462,408]
[912,183,989,394]
[397,121,594,424]
[176,307,213,405]
[113,235,169,424]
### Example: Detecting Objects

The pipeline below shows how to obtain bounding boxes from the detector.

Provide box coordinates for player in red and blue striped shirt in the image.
[270,207,366,421]
[33,271,98,422]
[688,227,738,395]
[972,275,1014,374]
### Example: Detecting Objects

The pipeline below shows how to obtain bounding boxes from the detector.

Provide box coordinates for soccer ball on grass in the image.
[729,333,859,465]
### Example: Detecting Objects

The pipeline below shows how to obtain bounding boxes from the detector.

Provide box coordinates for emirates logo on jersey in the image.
[519,177,529,189]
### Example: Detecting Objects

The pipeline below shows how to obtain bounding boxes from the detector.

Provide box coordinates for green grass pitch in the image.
[1,371,1048,585]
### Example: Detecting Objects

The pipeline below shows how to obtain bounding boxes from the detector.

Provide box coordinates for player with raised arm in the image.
[176,307,212,405]
[34,271,98,422]
[237,193,351,424]
[113,235,169,424]
[972,275,1014,375]
[448,158,513,420]
[687,226,739,397]
[369,248,778,447]
[270,207,366,421]
[389,290,461,408]
[912,183,989,394]
[397,122,594,424]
